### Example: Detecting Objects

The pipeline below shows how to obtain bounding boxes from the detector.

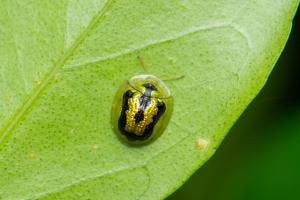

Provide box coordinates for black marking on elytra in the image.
[143,100,166,138]
[122,100,166,141]
[118,90,134,133]
[118,87,166,142]
[134,95,151,123]
[134,110,144,123]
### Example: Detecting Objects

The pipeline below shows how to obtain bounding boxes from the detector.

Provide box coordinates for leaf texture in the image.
[0,0,298,199]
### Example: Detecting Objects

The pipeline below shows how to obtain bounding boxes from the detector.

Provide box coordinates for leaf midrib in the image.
[0,0,114,149]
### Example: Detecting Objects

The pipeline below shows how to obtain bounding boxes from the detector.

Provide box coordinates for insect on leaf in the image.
[0,0,298,200]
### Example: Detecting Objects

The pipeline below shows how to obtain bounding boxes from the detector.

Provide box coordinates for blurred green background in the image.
[168,8,300,200]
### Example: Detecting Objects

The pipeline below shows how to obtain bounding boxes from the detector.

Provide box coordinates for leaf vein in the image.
[0,0,115,149]
[64,21,252,70]
[30,165,135,200]
[64,21,231,68]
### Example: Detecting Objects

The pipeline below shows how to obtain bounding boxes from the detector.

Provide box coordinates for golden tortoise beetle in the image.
[111,57,183,145]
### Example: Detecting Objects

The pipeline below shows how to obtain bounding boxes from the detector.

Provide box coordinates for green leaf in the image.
[0,0,298,199]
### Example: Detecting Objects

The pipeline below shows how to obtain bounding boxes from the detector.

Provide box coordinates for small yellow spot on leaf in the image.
[195,138,209,150]
[92,144,99,150]
[69,128,75,135]
[28,152,37,160]
[54,72,62,81]
[5,96,12,104]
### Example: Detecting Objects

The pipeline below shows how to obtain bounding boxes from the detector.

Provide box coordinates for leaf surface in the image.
[0,0,298,199]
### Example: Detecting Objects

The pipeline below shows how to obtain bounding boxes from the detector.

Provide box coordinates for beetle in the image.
[111,56,183,145]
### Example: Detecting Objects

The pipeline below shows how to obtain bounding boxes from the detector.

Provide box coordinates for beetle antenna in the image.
[160,75,185,81]
[137,54,149,73]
